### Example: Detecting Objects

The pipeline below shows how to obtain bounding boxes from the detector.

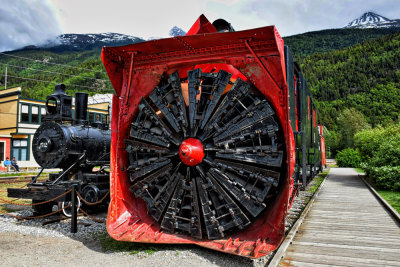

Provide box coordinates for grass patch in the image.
[0,172,52,178]
[0,172,36,177]
[376,190,400,214]
[362,175,400,214]
[354,168,365,174]
[0,181,31,213]
[309,169,329,194]
[93,232,158,255]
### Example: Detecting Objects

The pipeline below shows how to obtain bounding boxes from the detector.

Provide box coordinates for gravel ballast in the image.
[0,172,326,267]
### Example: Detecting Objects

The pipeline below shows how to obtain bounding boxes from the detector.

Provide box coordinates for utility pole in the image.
[5,66,7,89]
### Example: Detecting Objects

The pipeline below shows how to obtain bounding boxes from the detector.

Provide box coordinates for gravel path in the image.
[0,172,325,267]
[0,210,261,267]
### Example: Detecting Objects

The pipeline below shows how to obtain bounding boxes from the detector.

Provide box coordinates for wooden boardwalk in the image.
[279,168,400,267]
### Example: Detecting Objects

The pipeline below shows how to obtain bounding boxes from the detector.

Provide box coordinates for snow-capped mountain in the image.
[47,32,145,51]
[56,33,144,47]
[169,26,186,37]
[19,32,145,52]
[345,12,400,29]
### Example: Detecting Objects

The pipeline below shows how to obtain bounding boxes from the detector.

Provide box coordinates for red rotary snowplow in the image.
[101,15,295,258]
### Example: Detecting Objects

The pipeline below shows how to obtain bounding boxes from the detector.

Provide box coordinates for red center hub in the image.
[179,138,205,166]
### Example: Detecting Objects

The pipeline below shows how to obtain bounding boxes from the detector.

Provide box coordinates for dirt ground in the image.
[0,231,267,267]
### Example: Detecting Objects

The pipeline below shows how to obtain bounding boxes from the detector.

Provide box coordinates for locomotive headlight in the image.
[46,96,60,115]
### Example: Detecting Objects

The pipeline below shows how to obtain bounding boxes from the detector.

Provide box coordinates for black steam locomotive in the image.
[8,84,111,217]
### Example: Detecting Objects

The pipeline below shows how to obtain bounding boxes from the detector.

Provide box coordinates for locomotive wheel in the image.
[82,185,101,204]
[126,69,285,240]
[59,196,81,218]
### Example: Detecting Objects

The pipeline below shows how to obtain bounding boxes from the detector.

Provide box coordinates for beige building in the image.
[0,87,110,170]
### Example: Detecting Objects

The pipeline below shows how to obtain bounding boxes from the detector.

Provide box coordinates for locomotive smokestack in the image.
[74,92,88,124]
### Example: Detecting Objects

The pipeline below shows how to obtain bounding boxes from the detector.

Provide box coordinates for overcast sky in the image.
[0,0,399,51]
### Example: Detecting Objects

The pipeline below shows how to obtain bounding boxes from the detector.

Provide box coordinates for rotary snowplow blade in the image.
[101,15,294,258]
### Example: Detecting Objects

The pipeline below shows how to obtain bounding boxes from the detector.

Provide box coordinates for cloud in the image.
[0,0,62,51]
[240,0,400,36]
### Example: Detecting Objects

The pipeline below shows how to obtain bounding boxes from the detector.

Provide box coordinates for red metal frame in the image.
[102,15,295,258]
[319,125,326,167]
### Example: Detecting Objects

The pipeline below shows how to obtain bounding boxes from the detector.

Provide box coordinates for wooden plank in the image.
[298,225,400,234]
[293,232,400,245]
[296,228,400,239]
[279,259,341,267]
[286,244,399,261]
[279,168,400,266]
[300,221,400,231]
[281,252,400,267]
[291,241,400,253]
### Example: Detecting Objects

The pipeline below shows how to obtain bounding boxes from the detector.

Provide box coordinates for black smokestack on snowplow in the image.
[212,19,235,32]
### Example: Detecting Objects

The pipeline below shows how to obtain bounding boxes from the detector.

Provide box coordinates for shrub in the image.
[354,124,400,166]
[336,148,362,167]
[366,166,400,191]
[354,124,400,191]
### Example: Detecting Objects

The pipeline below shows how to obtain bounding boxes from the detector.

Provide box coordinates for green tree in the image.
[337,108,370,148]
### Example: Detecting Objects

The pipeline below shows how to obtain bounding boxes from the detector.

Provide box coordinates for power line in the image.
[0,52,107,74]
[0,62,111,83]
[6,74,115,93]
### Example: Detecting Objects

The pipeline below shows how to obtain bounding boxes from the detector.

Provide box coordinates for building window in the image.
[0,142,4,161]
[21,104,29,122]
[41,107,46,121]
[20,104,45,124]
[102,115,108,124]
[32,106,39,123]
[89,112,94,122]
[95,114,100,122]
[12,139,28,161]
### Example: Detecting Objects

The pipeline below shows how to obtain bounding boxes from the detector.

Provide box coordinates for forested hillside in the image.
[284,27,400,58]
[0,49,111,99]
[300,33,400,129]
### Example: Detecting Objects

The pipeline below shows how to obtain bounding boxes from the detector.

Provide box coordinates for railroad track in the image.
[0,176,44,184]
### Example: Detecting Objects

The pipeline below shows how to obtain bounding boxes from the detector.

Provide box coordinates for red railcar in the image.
[101,15,323,258]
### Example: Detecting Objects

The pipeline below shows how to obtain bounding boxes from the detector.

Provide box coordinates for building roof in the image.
[88,94,113,105]
[0,87,21,97]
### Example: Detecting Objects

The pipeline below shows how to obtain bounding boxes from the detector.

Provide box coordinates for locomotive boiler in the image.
[101,15,325,258]
[8,84,111,217]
